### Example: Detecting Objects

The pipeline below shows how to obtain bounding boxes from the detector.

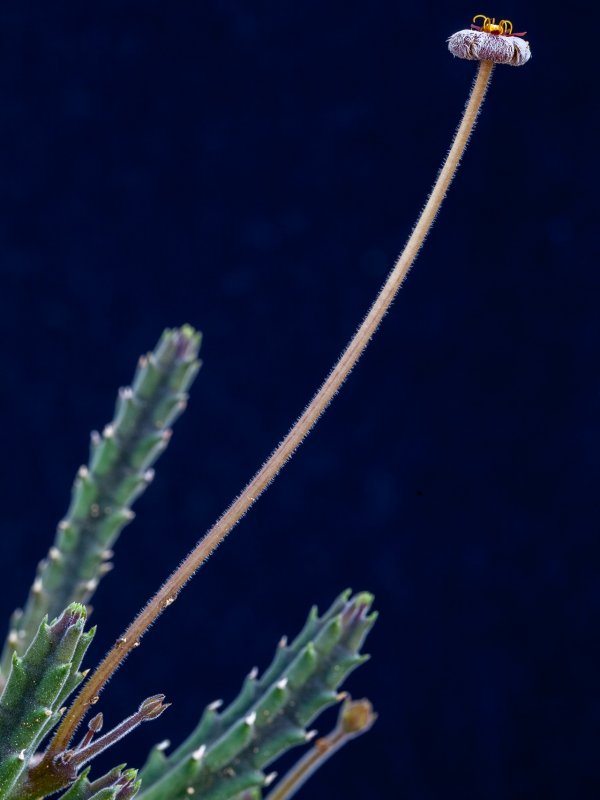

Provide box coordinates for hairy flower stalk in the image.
[45,58,492,758]
[44,23,529,760]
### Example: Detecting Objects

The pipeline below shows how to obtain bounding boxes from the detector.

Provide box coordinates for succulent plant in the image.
[0,328,376,800]
[1,15,531,800]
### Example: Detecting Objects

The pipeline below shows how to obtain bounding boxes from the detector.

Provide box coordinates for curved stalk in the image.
[44,59,494,759]
[265,697,377,800]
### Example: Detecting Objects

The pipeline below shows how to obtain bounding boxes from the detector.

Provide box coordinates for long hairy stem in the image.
[45,60,494,758]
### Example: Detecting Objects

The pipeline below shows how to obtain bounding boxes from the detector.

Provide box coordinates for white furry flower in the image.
[448,17,531,67]
[448,30,531,66]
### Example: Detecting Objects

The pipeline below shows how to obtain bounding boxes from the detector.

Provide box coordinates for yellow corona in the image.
[471,15,526,37]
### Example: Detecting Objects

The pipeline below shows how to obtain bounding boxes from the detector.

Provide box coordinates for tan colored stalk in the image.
[45,59,494,759]
[265,697,377,800]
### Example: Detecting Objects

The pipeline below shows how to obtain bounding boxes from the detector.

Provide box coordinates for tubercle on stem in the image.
[43,59,495,759]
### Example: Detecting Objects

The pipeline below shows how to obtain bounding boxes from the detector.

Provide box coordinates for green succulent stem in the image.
[136,592,376,800]
[0,326,201,685]
[0,605,92,800]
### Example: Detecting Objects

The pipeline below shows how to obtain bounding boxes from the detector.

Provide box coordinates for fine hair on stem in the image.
[45,59,494,758]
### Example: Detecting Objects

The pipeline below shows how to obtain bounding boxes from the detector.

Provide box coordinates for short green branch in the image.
[136,592,376,800]
[0,326,201,684]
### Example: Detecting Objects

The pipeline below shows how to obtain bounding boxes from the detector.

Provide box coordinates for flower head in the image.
[448,16,531,66]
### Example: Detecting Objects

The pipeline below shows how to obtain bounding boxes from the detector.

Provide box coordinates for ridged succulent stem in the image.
[136,592,376,800]
[0,326,201,686]
[45,60,493,757]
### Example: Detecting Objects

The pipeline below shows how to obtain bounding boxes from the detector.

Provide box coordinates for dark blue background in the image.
[0,2,597,798]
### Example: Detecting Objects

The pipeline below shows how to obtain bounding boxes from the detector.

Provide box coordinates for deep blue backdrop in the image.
[0,2,597,798]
